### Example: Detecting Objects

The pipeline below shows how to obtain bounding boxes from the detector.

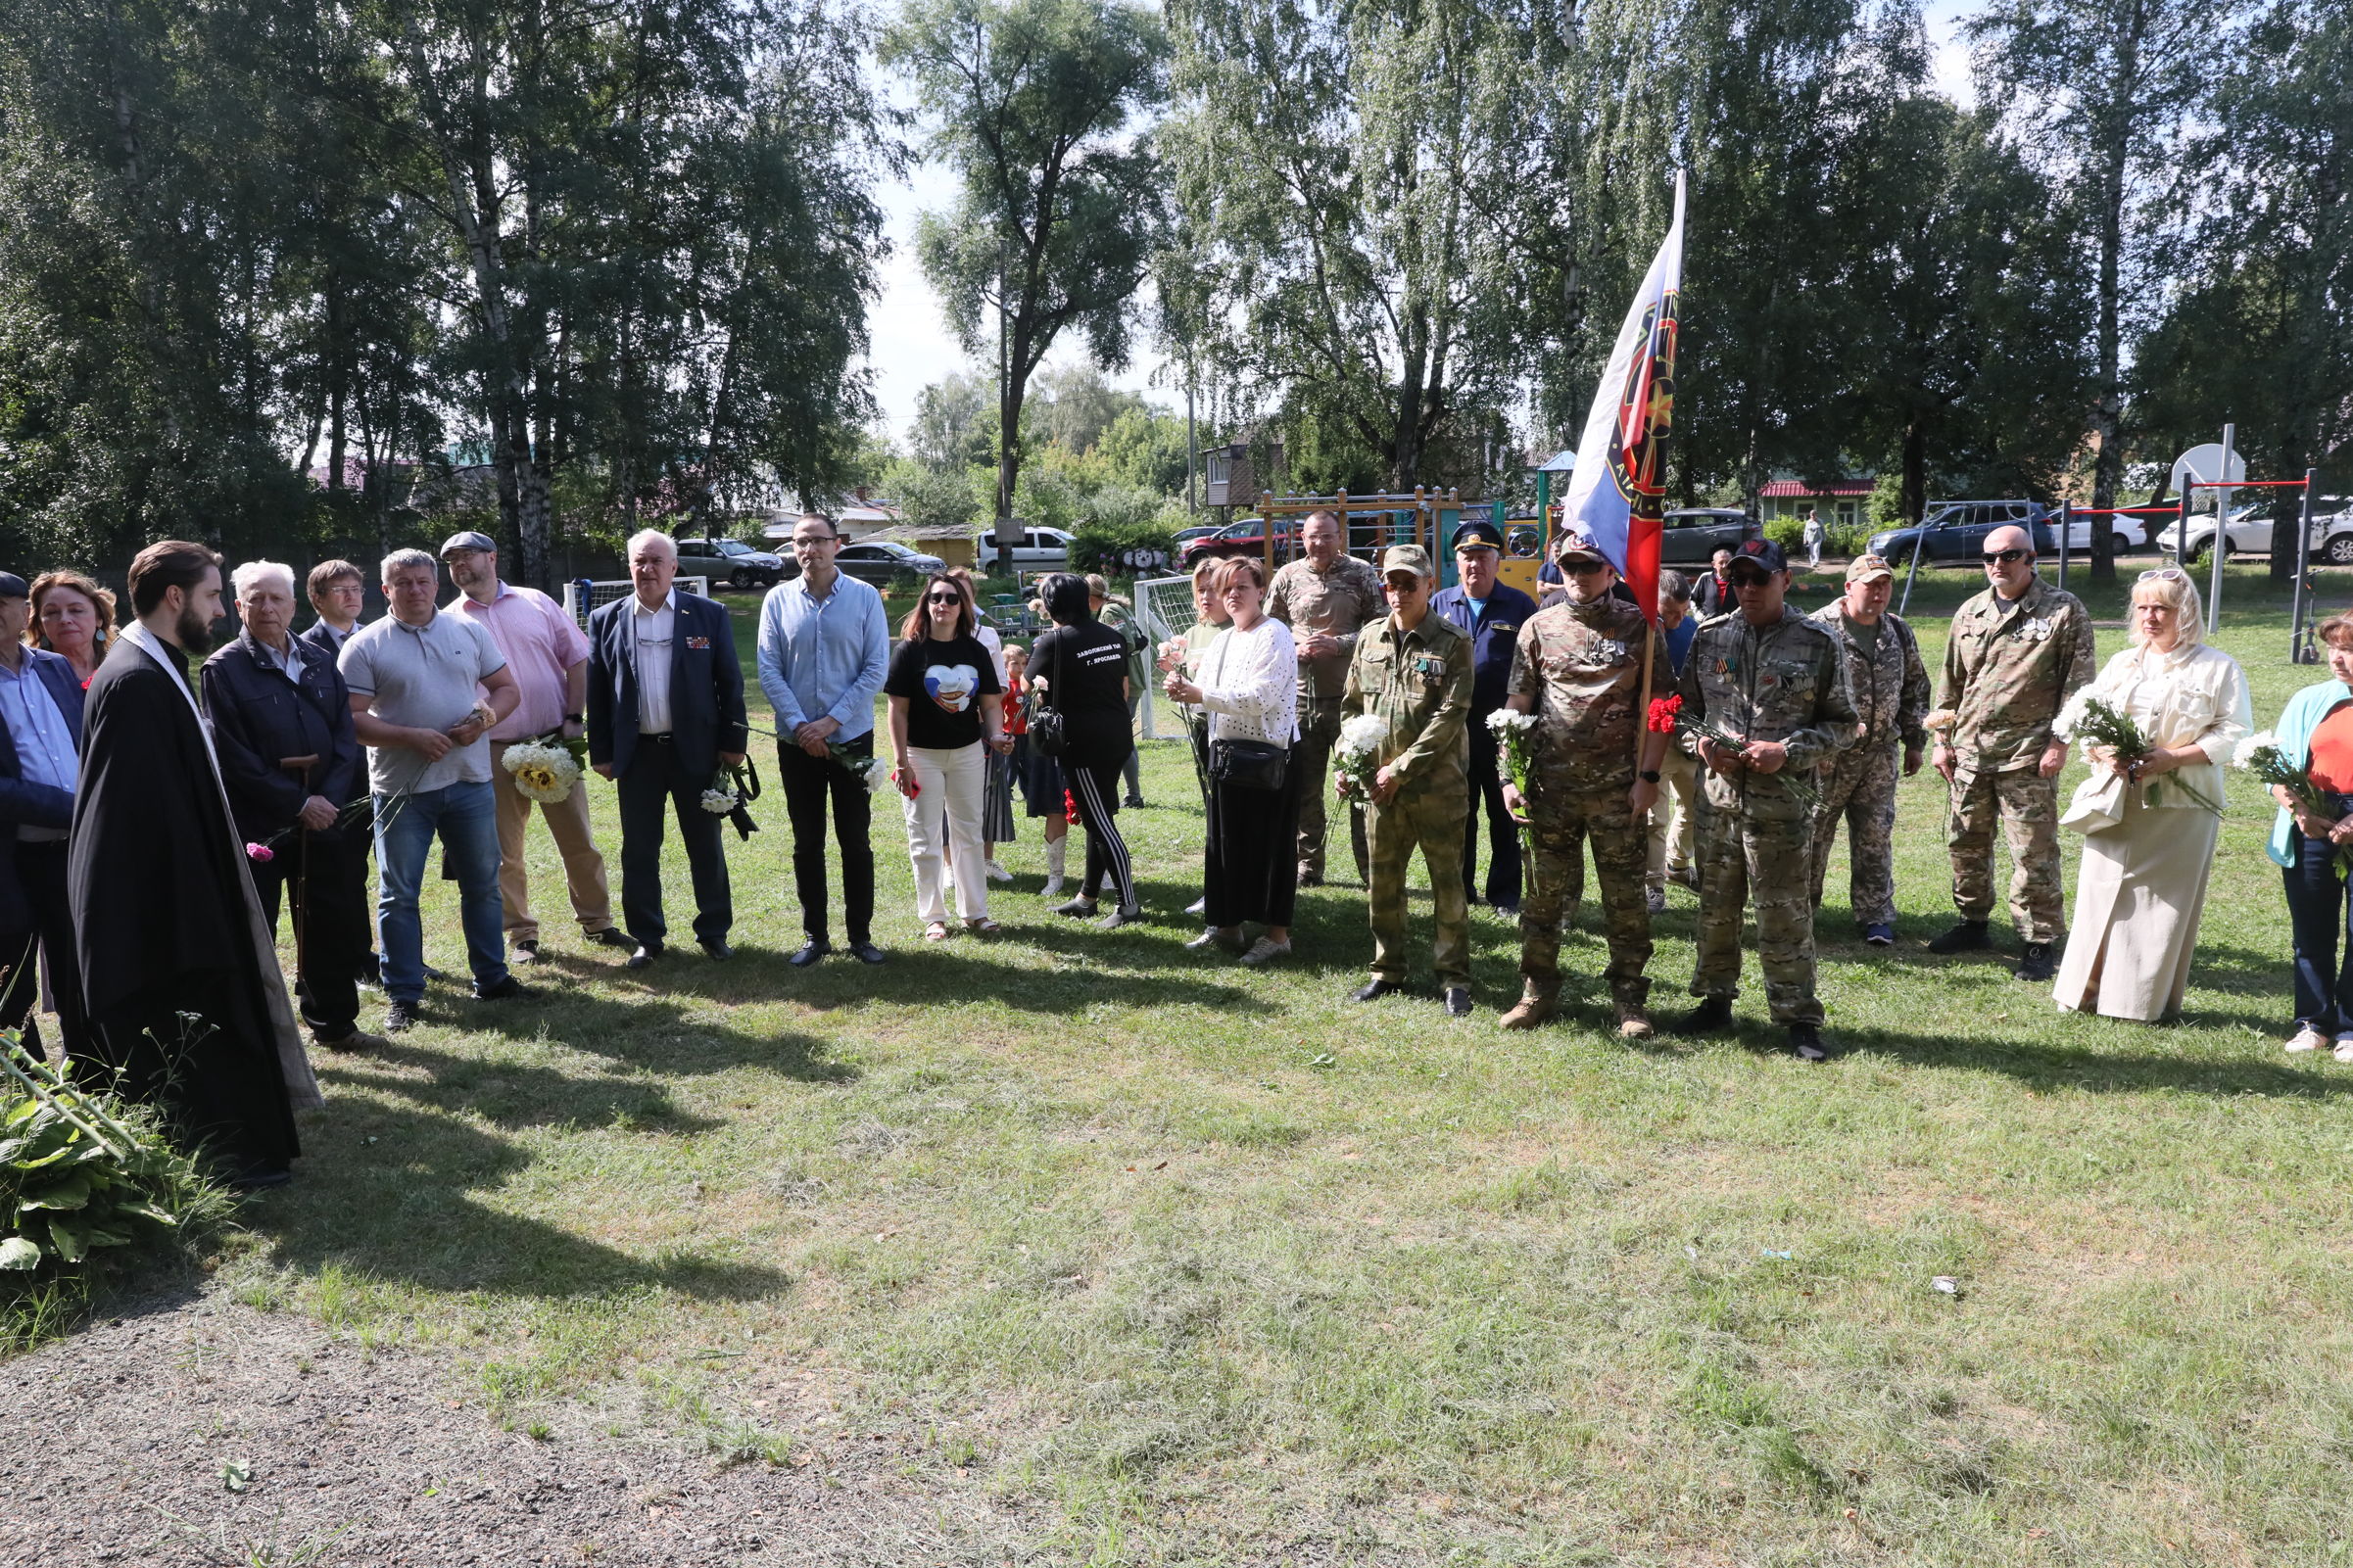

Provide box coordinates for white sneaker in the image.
[985,860,1013,883]
[2286,1027,2328,1054]
[1185,896,1206,917]
[2333,1033,2353,1065]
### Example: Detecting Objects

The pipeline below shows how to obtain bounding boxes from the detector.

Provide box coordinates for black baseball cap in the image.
[1730,538,1787,575]
[1453,520,1505,552]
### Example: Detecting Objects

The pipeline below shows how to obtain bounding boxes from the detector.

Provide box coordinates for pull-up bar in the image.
[2186,478,2309,490]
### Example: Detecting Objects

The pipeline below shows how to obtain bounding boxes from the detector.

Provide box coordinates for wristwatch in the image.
[564,712,584,725]
[1638,769,1661,784]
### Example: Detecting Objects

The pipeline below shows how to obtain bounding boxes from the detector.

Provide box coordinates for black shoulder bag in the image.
[1206,631,1288,791]
[1030,629,1072,758]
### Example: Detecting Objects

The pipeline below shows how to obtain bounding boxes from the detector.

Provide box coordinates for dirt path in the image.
[0,1289,1028,1566]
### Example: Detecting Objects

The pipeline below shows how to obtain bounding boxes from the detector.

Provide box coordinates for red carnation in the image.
[1646,695,1684,735]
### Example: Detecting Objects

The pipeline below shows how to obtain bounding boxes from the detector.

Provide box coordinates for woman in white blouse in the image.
[1164,557,1300,967]
[2052,568,2251,1022]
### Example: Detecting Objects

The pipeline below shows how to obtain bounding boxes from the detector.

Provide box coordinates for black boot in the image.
[1673,996,1736,1036]
[2015,941,2056,982]
[1926,920,1991,954]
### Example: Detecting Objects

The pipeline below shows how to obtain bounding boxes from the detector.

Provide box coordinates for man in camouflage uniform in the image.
[1929,523,2095,982]
[1675,539,1859,1060]
[1807,553,1929,945]
[1341,546,1475,1015]
[1268,509,1385,886]
[1497,531,1674,1037]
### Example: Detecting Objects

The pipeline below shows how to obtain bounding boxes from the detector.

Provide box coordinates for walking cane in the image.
[278,754,320,985]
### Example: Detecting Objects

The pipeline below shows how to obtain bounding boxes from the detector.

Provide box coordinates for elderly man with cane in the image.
[205,561,385,1052]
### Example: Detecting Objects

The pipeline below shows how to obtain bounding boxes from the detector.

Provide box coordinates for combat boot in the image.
[1614,997,1655,1040]
[1498,989,1556,1030]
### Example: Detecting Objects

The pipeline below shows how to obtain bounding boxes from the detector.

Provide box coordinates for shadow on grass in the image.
[258,1064,791,1305]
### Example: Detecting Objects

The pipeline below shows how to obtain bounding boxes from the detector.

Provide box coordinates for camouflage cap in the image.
[1554,529,1609,567]
[1379,544,1435,580]
[1845,552,1896,584]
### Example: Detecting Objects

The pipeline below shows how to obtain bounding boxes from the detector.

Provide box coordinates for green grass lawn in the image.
[203,562,2353,1565]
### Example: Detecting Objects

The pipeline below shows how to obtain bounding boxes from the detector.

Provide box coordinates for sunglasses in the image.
[1727,570,1773,589]
[1982,548,2028,565]
[2138,567,2188,584]
[925,592,964,605]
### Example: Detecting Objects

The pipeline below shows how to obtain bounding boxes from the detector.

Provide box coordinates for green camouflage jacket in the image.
[1678,606,1860,822]
[1342,611,1472,800]
[1939,577,2096,772]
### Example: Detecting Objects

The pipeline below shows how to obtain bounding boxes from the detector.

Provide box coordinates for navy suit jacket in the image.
[1430,583,1538,716]
[0,648,85,935]
[586,590,747,781]
[201,631,363,844]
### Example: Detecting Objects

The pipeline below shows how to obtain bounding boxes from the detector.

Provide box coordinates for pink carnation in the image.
[245,842,274,862]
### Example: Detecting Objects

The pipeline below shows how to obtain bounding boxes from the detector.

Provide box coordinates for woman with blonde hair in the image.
[2051,567,2249,1022]
[25,570,116,688]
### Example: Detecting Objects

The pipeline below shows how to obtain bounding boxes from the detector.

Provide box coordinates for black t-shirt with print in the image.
[885,632,1003,751]
[1030,620,1133,767]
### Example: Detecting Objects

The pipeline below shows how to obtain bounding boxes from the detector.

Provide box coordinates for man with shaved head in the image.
[1928,522,2095,982]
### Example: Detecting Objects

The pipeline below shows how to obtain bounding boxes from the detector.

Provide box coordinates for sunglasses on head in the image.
[1982,548,2028,565]
[2138,567,2187,584]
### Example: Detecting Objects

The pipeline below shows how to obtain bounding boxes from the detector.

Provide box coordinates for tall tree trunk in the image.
[326,270,349,496]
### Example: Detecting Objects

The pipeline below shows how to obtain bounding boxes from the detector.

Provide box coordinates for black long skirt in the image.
[1204,758,1304,928]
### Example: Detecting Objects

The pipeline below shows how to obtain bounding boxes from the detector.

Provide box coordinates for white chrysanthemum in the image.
[700,787,739,815]
[2052,687,2092,739]
[1486,708,1537,736]
[1339,714,1390,751]
[501,740,580,804]
[2233,732,2282,770]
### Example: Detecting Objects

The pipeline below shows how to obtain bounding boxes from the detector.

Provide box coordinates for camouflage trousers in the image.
[1809,742,1900,926]
[1366,788,1470,989]
[1645,745,1701,892]
[1295,695,1369,882]
[1691,808,1823,1025]
[1947,763,2063,942]
[1518,784,1651,1007]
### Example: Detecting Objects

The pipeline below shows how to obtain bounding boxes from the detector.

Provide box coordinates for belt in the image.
[643,732,674,744]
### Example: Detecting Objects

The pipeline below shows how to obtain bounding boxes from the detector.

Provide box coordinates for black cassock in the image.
[68,624,320,1170]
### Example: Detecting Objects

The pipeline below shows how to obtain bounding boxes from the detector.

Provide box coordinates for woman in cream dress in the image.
[2053,569,2251,1022]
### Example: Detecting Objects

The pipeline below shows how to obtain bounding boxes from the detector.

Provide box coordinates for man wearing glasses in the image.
[1928,523,2095,981]
[1674,539,1859,1060]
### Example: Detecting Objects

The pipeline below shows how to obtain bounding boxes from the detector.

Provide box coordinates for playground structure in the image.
[1245,489,1465,579]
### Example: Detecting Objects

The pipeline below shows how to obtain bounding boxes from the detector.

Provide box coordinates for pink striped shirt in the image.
[448,582,591,740]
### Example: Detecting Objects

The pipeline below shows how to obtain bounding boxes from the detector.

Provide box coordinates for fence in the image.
[560,577,711,630]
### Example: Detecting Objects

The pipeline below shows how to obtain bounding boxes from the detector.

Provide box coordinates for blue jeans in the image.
[2284,826,2353,1033]
[375,780,507,1004]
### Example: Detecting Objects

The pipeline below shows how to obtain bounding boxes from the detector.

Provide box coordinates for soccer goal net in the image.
[560,577,713,631]
[1135,574,1199,740]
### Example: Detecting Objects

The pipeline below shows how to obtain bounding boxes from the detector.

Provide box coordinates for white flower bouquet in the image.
[1487,708,1542,896]
[502,738,582,804]
[828,740,891,794]
[1333,713,1390,803]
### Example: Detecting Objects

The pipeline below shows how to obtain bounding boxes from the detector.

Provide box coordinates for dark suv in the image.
[1868,499,2057,566]
[1660,508,1764,566]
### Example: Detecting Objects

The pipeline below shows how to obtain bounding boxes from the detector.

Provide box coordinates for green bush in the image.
[1071,516,1177,575]
[1765,515,1807,555]
[0,1036,234,1350]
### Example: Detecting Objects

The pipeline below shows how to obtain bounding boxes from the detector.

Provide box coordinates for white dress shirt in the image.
[631,592,676,735]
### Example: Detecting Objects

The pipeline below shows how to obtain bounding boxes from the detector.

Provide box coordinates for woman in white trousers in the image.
[885,575,1010,940]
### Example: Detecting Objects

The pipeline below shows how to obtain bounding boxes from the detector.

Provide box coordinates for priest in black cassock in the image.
[68,541,321,1188]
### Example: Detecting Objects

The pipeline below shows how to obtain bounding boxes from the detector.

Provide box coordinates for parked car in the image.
[1868,499,2057,566]
[1178,516,1301,570]
[1659,508,1764,566]
[2050,512,2152,557]
[835,539,947,588]
[1171,522,1225,550]
[2156,501,2353,565]
[673,535,789,590]
[978,525,1075,570]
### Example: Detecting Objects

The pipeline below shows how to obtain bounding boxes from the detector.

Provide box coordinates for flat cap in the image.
[439,530,497,558]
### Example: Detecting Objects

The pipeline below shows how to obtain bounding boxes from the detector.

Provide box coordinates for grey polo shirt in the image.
[339,610,507,797]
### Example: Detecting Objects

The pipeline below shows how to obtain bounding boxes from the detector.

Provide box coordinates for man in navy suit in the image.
[588,531,748,968]
[1430,522,1537,915]
[0,571,87,1059]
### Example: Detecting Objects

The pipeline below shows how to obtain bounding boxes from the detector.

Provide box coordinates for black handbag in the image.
[1030,628,1071,758]
[1210,737,1288,791]
[1203,634,1288,790]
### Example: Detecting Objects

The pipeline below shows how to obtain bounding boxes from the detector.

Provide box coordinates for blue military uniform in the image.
[1432,523,1539,912]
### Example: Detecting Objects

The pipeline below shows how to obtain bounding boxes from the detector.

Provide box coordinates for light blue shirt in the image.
[756,571,888,741]
[2265,678,2353,867]
[0,656,76,798]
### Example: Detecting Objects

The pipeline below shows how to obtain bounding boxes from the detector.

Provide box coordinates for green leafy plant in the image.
[0,1033,232,1302]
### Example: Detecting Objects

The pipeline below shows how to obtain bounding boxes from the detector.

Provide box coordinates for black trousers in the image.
[616,737,732,948]
[1462,719,1522,909]
[1064,754,1135,908]
[252,830,368,1041]
[0,840,87,1062]
[778,735,874,946]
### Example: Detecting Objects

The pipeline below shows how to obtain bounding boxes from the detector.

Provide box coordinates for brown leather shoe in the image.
[1614,1000,1655,1040]
[1498,993,1554,1030]
[318,1028,388,1053]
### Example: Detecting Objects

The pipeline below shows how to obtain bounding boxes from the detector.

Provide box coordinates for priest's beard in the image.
[176,603,216,654]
